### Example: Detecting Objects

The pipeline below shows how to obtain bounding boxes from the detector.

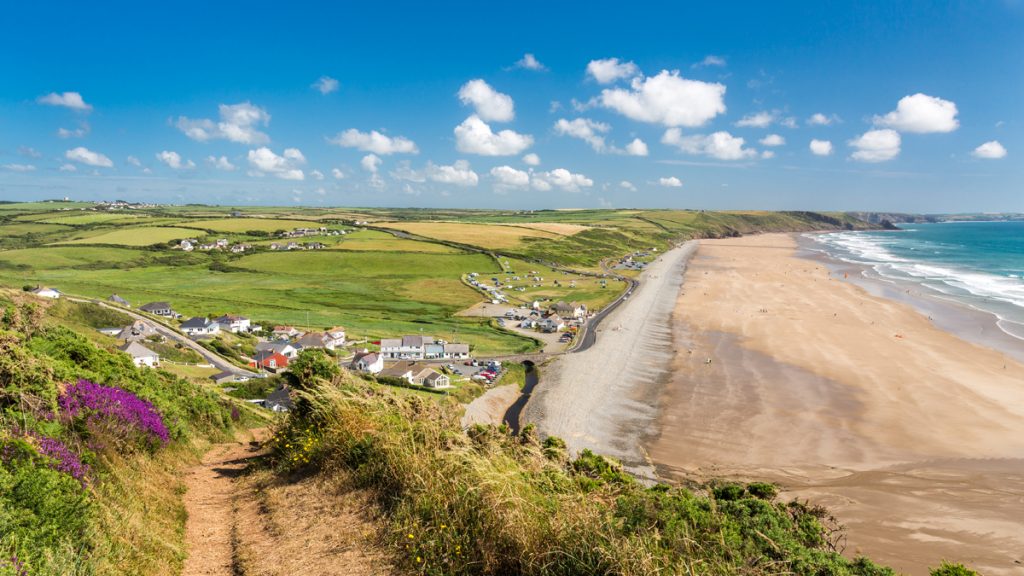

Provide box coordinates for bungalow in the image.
[209,371,239,385]
[379,335,435,360]
[350,351,383,374]
[140,301,174,317]
[118,341,159,368]
[379,361,417,384]
[116,320,157,342]
[251,350,289,371]
[255,340,298,359]
[215,314,251,333]
[31,287,61,299]
[108,294,130,307]
[443,343,470,359]
[417,369,451,389]
[272,325,301,339]
[539,315,565,333]
[181,317,220,336]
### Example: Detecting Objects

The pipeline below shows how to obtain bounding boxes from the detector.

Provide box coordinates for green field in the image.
[0,202,877,355]
[58,226,204,246]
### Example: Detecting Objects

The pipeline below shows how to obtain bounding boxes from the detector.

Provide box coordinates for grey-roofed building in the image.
[139,301,174,316]
[108,294,130,307]
[118,341,159,368]
[180,316,220,336]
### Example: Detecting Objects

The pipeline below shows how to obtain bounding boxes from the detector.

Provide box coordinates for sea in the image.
[809,221,1024,342]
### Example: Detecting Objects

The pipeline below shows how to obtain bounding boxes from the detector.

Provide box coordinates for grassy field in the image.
[58,226,204,246]
[378,221,561,250]
[0,202,877,355]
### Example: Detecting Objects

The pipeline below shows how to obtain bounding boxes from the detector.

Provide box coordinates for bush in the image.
[930,562,979,576]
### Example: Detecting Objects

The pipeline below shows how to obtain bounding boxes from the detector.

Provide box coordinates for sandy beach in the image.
[523,240,697,475]
[653,233,1024,575]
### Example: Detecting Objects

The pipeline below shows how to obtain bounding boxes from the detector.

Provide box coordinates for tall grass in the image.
[269,375,899,576]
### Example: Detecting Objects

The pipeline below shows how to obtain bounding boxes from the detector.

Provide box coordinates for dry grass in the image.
[497,222,591,236]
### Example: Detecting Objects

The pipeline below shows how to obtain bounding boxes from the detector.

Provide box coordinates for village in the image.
[27,283,592,413]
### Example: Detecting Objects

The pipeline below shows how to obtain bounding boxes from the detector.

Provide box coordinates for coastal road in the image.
[66,296,257,378]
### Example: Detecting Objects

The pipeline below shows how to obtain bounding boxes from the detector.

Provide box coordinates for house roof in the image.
[140,301,171,311]
[354,351,380,365]
[210,371,236,381]
[118,341,158,359]
[216,314,248,322]
[256,341,294,354]
[181,317,214,329]
[295,332,328,348]
[108,294,129,305]
[380,338,401,348]
[422,370,447,385]
[444,343,470,354]
[380,361,417,378]
[253,349,287,363]
[402,335,433,347]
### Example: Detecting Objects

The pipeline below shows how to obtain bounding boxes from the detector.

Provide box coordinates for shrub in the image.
[930,562,979,576]
[59,379,170,451]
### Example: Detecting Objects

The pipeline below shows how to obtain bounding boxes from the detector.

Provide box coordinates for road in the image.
[66,296,258,377]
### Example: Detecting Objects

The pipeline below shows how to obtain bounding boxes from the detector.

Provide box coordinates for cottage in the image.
[30,287,61,299]
[295,332,335,351]
[539,315,565,333]
[118,341,159,368]
[139,301,174,317]
[350,351,384,374]
[443,343,470,359]
[209,371,238,385]
[272,325,301,339]
[180,317,221,336]
[324,327,346,347]
[551,301,587,319]
[251,350,289,371]
[379,361,417,384]
[379,335,435,360]
[116,320,157,341]
[107,294,130,307]
[215,314,251,333]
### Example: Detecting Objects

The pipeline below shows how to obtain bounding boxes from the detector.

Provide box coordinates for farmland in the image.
[0,202,876,355]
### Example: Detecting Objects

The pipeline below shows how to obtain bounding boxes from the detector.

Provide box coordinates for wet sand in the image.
[652,234,1024,575]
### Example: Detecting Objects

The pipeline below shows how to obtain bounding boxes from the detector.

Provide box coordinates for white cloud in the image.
[176,102,271,145]
[514,53,546,71]
[807,112,839,126]
[873,93,959,133]
[65,146,113,167]
[59,163,77,172]
[331,168,345,179]
[2,163,36,172]
[247,146,306,180]
[522,153,540,166]
[57,122,90,138]
[490,165,531,189]
[533,168,593,192]
[849,129,901,162]
[972,140,1007,159]
[310,169,325,180]
[760,134,785,146]
[427,160,478,186]
[761,150,775,159]
[207,155,236,171]
[328,128,418,155]
[619,180,637,191]
[586,58,639,84]
[809,139,833,156]
[37,91,92,112]
[736,111,776,128]
[658,176,683,188]
[458,79,515,122]
[361,154,382,173]
[454,115,533,156]
[600,70,726,127]
[554,118,609,151]
[624,137,649,156]
[694,55,727,68]
[779,117,798,129]
[18,146,42,158]
[156,150,195,170]
[126,156,142,167]
[312,76,339,95]
[662,129,756,160]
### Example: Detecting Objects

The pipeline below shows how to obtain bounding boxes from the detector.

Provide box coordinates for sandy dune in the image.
[653,234,1024,575]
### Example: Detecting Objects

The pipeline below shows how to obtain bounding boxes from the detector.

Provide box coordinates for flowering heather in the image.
[59,379,169,447]
[33,434,89,486]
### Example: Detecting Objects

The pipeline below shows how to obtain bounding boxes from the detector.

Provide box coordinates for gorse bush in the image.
[269,375,899,576]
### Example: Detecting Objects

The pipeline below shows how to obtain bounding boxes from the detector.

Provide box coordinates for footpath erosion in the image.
[181,428,400,576]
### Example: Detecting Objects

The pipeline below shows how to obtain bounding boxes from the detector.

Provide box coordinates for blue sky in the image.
[0,1,1020,212]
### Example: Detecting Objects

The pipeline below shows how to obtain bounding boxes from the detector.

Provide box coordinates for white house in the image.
[255,340,298,359]
[379,361,417,384]
[380,335,434,360]
[417,369,451,389]
[118,341,160,368]
[325,327,346,347]
[351,351,384,374]
[443,343,470,359]
[539,315,565,333]
[215,314,251,333]
[181,317,221,336]
[31,287,61,299]
[295,332,336,351]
